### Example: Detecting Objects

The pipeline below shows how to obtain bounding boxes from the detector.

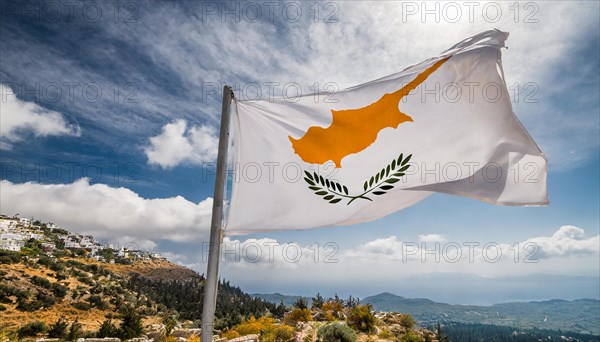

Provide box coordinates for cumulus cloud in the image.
[179,225,600,300]
[212,226,599,276]
[418,234,447,243]
[0,84,80,149]
[0,179,213,243]
[525,225,600,258]
[1,2,597,168]
[219,237,326,270]
[350,236,402,257]
[343,226,599,264]
[144,120,218,168]
[161,251,188,264]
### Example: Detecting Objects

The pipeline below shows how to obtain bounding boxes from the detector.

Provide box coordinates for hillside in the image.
[0,216,280,340]
[4,216,597,341]
[0,250,281,340]
[362,292,600,335]
[0,255,175,332]
[3,216,440,342]
[1,251,440,342]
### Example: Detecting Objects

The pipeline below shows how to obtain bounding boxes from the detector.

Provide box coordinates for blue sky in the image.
[1,0,599,304]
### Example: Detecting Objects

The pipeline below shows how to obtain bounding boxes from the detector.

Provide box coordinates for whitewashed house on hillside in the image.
[19,217,31,226]
[0,233,25,251]
[0,218,17,232]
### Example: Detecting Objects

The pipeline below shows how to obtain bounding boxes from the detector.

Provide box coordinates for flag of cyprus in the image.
[226,29,548,235]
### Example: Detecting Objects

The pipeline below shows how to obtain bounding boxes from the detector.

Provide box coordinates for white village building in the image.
[0,233,25,252]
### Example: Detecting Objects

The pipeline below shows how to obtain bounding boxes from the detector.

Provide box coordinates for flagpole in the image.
[201,85,233,342]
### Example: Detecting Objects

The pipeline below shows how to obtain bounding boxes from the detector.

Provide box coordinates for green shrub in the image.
[21,238,43,256]
[293,298,309,309]
[97,319,119,338]
[399,314,416,329]
[50,261,66,272]
[72,301,92,310]
[118,306,144,340]
[88,294,108,309]
[0,293,12,304]
[0,283,29,298]
[379,328,393,339]
[48,317,69,339]
[0,250,21,264]
[317,323,356,342]
[31,275,53,289]
[37,256,53,267]
[78,275,94,286]
[17,321,46,338]
[347,304,376,334]
[67,319,83,341]
[283,307,312,325]
[0,304,6,311]
[401,331,425,342]
[16,297,44,311]
[67,259,85,268]
[36,291,56,307]
[52,283,68,298]
[54,272,67,280]
[88,264,99,274]
[162,315,177,336]
[53,249,69,258]
[115,257,132,265]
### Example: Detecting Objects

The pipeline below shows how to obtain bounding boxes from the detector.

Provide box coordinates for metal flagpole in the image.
[201,85,233,342]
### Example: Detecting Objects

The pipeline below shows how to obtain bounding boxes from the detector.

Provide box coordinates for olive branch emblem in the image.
[303,153,412,205]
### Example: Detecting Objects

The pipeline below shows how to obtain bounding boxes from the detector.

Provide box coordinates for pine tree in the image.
[67,319,82,341]
[312,293,324,309]
[97,319,118,338]
[436,322,449,342]
[293,298,308,309]
[273,301,287,318]
[119,307,144,340]
[162,314,178,337]
[48,317,68,339]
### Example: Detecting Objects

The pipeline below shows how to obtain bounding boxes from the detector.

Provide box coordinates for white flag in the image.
[226,30,548,235]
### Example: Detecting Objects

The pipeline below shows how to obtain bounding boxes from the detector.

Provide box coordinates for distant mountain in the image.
[362,292,600,335]
[252,293,312,308]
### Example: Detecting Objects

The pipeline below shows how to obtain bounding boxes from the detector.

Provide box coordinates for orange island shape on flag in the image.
[289,56,450,168]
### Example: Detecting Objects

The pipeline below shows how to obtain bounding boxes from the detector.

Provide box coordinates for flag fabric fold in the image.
[226,29,548,235]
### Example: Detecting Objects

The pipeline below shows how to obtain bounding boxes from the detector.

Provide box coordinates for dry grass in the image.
[0,257,196,334]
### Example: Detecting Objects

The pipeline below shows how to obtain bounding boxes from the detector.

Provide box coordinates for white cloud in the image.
[525,225,600,258]
[161,251,188,263]
[343,226,599,264]
[115,237,158,251]
[0,84,80,149]
[0,179,213,243]
[174,225,599,301]
[144,119,218,168]
[208,226,599,284]
[218,237,324,270]
[418,234,447,243]
[2,3,596,168]
[120,1,598,170]
[351,236,402,257]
